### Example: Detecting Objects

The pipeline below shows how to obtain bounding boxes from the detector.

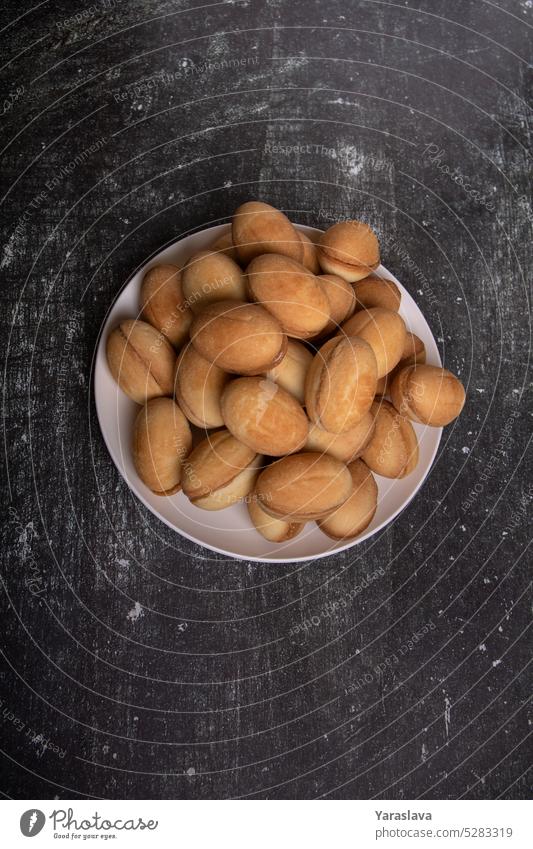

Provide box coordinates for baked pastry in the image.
[232,200,304,265]
[305,411,375,462]
[399,332,426,367]
[318,459,378,539]
[298,231,321,274]
[390,364,466,426]
[341,307,407,378]
[132,397,192,495]
[375,332,426,396]
[361,400,419,478]
[221,377,308,456]
[305,335,378,432]
[106,319,176,404]
[318,273,357,334]
[248,493,305,542]
[374,375,388,396]
[117,200,467,545]
[352,273,401,312]
[208,229,239,263]
[190,300,287,374]
[255,452,353,520]
[140,264,192,348]
[318,220,380,281]
[174,343,230,428]
[265,339,313,404]
[182,250,247,313]
[181,429,262,510]
[246,254,330,339]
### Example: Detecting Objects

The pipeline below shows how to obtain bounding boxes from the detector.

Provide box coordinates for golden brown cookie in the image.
[305,411,375,462]
[182,250,247,314]
[248,493,305,542]
[265,339,313,404]
[255,452,353,520]
[352,273,401,312]
[390,364,466,426]
[208,229,240,263]
[106,319,176,404]
[305,335,378,432]
[132,397,192,495]
[361,400,419,478]
[298,231,321,274]
[341,307,407,378]
[140,264,192,348]
[190,300,287,374]
[375,332,426,396]
[318,274,357,334]
[318,220,380,281]
[318,459,378,539]
[221,377,308,456]
[247,254,330,339]
[232,201,303,265]
[181,429,262,510]
[174,343,230,429]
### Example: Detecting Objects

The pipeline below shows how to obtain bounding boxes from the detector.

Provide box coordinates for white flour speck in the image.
[127,601,143,622]
[0,236,15,269]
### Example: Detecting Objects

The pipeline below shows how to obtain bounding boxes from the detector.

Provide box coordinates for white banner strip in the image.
[3,799,531,848]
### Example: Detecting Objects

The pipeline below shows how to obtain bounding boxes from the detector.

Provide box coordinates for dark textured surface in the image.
[0,0,531,800]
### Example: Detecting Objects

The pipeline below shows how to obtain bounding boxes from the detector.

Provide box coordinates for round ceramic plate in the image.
[94,224,442,563]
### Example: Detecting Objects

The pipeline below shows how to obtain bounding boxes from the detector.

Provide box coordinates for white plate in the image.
[94,224,441,563]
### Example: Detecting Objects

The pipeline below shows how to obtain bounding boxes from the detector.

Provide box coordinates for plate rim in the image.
[93,223,442,563]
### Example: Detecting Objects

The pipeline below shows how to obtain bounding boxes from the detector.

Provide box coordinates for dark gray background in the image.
[1,0,531,800]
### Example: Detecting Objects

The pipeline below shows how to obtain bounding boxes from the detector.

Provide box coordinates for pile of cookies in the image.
[106,201,466,543]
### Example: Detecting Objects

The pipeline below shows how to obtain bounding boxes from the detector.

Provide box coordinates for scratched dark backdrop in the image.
[0,0,531,801]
